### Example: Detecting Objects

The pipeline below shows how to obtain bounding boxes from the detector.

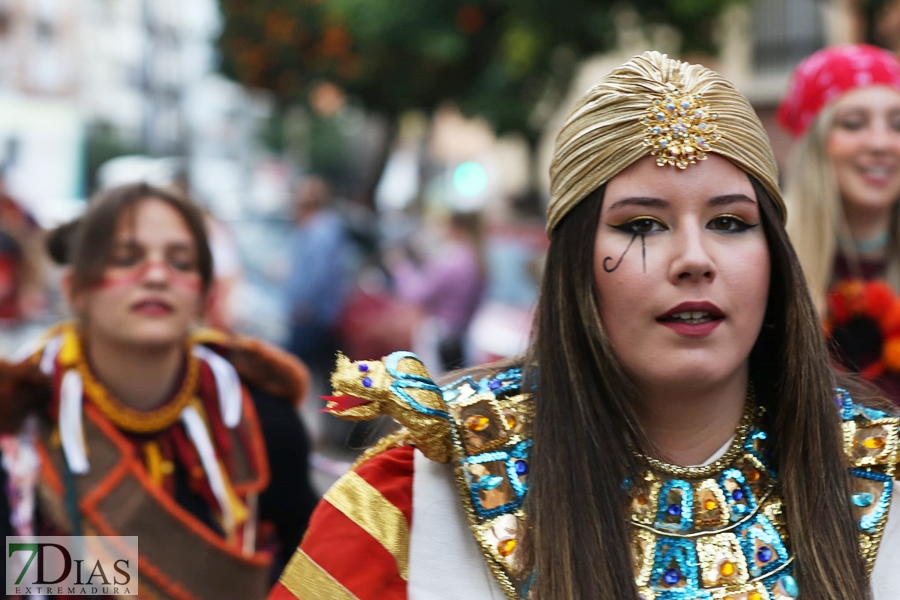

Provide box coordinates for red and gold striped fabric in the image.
[270,445,415,600]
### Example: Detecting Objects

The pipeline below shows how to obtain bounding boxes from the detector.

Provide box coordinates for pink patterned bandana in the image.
[777,44,900,137]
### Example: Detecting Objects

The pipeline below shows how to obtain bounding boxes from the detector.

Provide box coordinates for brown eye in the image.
[167,248,197,272]
[168,258,196,272]
[612,217,665,235]
[708,215,753,232]
[836,117,866,131]
[109,247,141,267]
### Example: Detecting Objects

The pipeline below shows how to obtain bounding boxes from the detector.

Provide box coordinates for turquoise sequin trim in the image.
[648,538,709,599]
[429,363,895,600]
[384,351,451,419]
[851,468,893,534]
[736,514,790,577]
[656,480,694,532]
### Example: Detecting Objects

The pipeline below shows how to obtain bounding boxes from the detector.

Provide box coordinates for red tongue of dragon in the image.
[320,395,371,413]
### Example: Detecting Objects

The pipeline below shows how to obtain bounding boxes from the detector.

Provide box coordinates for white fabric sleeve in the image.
[409,449,506,600]
[872,495,900,599]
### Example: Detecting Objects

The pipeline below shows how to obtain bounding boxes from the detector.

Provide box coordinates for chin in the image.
[126,323,188,350]
[846,188,900,211]
[638,361,743,392]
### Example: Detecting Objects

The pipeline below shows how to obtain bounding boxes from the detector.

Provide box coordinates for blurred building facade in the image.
[0,0,271,221]
[719,0,857,165]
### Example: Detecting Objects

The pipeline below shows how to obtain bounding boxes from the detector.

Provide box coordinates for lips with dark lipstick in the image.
[657,301,725,336]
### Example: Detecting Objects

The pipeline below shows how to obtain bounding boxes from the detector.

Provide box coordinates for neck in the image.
[843,203,893,259]
[636,370,748,467]
[84,330,185,411]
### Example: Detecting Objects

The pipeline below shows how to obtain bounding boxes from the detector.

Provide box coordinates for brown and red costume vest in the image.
[1,324,311,600]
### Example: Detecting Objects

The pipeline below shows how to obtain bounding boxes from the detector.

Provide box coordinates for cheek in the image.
[169,271,203,294]
[79,287,130,323]
[99,265,203,294]
[99,268,144,289]
[727,245,771,319]
[825,131,859,167]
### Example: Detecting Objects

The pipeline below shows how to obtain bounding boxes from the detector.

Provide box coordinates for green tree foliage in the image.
[218,0,745,138]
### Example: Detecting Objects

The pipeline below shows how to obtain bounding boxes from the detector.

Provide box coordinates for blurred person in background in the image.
[203,213,243,331]
[0,174,45,323]
[0,183,318,599]
[270,51,900,600]
[387,211,486,373]
[779,44,900,403]
[283,176,352,390]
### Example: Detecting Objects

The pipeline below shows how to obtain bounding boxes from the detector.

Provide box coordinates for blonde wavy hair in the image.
[785,103,900,313]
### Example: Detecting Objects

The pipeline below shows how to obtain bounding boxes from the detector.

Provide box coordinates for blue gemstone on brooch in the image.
[757,546,773,563]
[663,568,680,585]
[362,376,372,388]
[852,492,874,507]
[489,379,502,391]
[666,504,682,517]
[358,364,369,372]
[779,574,800,597]
[515,460,528,476]
[479,475,504,490]
[731,489,745,501]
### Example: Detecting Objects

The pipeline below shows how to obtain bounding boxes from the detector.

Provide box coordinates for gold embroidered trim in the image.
[60,324,200,434]
[446,387,530,600]
[350,429,410,471]
[279,549,359,600]
[629,488,775,539]
[450,448,520,600]
[324,471,410,580]
[846,414,900,575]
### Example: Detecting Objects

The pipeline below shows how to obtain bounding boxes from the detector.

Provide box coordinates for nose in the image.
[866,120,896,152]
[140,257,170,287]
[668,225,715,284]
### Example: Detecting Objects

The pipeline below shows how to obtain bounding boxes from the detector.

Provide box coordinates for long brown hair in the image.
[520,178,871,598]
[47,182,214,295]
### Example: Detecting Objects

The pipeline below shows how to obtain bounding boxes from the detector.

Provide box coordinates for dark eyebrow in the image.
[708,194,756,207]
[166,242,195,251]
[607,194,755,211]
[607,197,669,211]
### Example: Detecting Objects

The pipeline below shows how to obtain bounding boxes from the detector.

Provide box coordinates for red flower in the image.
[826,278,900,377]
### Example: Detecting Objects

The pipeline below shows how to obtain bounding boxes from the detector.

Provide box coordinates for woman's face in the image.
[594,155,770,392]
[71,198,205,350]
[827,85,900,215]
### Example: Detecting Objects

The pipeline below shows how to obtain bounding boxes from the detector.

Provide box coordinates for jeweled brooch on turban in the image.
[642,85,720,169]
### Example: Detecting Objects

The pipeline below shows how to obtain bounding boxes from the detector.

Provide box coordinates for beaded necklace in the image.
[625,397,802,599]
[58,324,201,434]
[325,353,898,600]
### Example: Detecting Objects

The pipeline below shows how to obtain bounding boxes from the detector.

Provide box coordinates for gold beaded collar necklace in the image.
[58,323,201,434]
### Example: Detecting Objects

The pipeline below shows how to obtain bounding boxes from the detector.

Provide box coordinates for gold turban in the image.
[547,51,786,233]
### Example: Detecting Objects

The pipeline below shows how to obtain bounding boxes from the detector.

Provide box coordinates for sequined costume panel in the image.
[285,352,899,600]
